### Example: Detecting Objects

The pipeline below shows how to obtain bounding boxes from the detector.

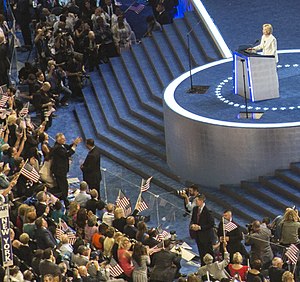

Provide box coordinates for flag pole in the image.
[134,178,144,210]
[222,216,226,246]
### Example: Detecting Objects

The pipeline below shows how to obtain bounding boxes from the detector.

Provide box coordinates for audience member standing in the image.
[51,133,82,205]
[81,138,102,195]
[189,194,215,265]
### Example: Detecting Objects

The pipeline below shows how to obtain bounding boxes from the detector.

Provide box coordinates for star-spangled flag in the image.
[155,229,170,242]
[56,220,77,245]
[20,163,40,183]
[141,176,152,192]
[108,258,124,277]
[224,221,238,233]
[116,190,132,216]
[0,94,9,108]
[66,232,77,245]
[285,244,300,265]
[136,195,149,212]
[19,102,29,117]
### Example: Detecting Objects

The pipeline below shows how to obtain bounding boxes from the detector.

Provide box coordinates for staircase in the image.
[74,10,300,228]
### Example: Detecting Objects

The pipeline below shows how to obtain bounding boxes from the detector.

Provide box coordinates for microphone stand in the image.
[186,20,208,94]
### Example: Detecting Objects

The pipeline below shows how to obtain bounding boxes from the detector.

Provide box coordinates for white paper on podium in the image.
[181,242,193,250]
[170,246,195,261]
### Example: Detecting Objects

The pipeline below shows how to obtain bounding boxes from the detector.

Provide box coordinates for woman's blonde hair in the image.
[263,23,273,34]
[283,208,299,222]
[282,271,294,282]
[232,252,243,264]
[114,207,124,219]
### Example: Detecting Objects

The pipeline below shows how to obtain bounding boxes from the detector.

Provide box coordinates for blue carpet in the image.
[174,53,300,123]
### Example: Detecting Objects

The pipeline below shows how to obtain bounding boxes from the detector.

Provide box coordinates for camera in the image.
[246,223,253,233]
[176,188,189,196]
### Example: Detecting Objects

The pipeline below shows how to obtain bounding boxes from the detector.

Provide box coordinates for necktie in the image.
[197,207,201,223]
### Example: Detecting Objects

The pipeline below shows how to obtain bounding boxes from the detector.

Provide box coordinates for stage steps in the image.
[75,10,300,228]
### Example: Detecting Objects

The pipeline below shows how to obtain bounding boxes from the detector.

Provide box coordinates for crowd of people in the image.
[181,185,300,282]
[0,0,298,282]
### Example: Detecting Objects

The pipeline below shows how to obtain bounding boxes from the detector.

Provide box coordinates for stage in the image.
[164,50,300,187]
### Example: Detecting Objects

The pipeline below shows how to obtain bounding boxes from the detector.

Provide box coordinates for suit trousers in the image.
[196,240,214,265]
[54,173,68,203]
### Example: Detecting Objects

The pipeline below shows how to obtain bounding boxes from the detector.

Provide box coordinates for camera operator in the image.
[47,60,72,106]
[245,220,273,269]
[34,27,53,72]
[54,21,74,64]
[179,184,200,214]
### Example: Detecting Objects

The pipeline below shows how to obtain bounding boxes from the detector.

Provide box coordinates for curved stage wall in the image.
[164,52,300,187]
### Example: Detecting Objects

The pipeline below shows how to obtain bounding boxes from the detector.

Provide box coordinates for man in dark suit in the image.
[81,138,102,194]
[35,217,57,249]
[123,216,138,239]
[150,239,181,282]
[217,210,247,261]
[39,248,61,280]
[51,133,82,204]
[190,194,215,265]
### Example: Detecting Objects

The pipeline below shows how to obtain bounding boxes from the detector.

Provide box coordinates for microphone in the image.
[253,39,260,45]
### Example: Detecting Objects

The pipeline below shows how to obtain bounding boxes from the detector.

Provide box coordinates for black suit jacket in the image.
[190,205,214,243]
[35,227,57,249]
[39,259,61,277]
[81,146,102,186]
[123,225,138,239]
[51,142,75,176]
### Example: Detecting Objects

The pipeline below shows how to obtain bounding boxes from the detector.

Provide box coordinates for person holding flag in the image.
[217,210,247,261]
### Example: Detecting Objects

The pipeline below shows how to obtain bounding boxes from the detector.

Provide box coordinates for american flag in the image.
[116,190,132,216]
[141,176,152,192]
[108,258,124,277]
[285,244,300,265]
[136,195,149,212]
[20,163,40,183]
[19,102,29,117]
[155,230,170,242]
[0,94,9,108]
[55,219,77,245]
[224,221,238,232]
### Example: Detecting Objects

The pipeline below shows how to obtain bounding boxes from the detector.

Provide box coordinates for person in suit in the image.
[123,216,138,239]
[35,217,57,250]
[217,210,247,261]
[75,181,91,208]
[190,194,215,265]
[51,133,82,205]
[150,238,181,282]
[39,248,61,280]
[81,138,102,194]
[245,220,273,269]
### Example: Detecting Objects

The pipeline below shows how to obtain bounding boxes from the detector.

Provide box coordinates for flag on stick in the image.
[155,227,170,242]
[116,190,132,216]
[20,163,40,183]
[285,244,300,265]
[55,219,77,245]
[0,94,9,108]
[141,176,152,192]
[19,102,29,117]
[108,258,124,277]
[224,221,238,233]
[136,195,149,212]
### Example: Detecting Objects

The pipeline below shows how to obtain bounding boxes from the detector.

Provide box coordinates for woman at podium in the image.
[252,23,278,63]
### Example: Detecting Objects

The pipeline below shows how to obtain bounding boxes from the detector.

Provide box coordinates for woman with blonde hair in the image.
[112,207,127,233]
[279,208,300,246]
[103,226,115,258]
[228,252,248,281]
[282,271,294,282]
[252,23,278,63]
[117,237,134,279]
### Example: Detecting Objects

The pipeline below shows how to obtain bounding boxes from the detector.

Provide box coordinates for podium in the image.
[233,51,279,102]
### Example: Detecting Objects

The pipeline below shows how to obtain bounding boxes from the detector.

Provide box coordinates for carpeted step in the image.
[141,37,173,87]
[290,162,300,175]
[74,103,183,192]
[184,11,222,61]
[130,45,163,102]
[83,83,165,160]
[150,31,184,78]
[162,24,193,70]
[259,176,300,206]
[101,61,163,131]
[152,31,185,74]
[82,86,181,180]
[275,169,300,189]
[173,18,207,66]
[199,187,260,223]
[241,181,292,213]
[220,184,280,219]
[98,64,165,145]
[109,56,164,130]
[120,50,163,115]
